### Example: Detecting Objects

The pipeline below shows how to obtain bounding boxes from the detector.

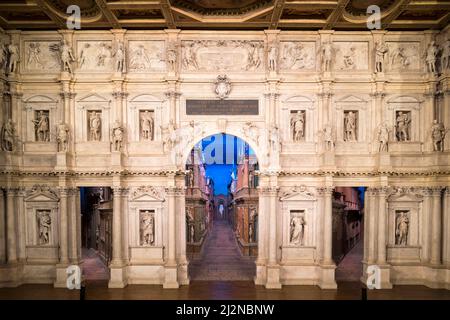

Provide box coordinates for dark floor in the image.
[0,281,450,300]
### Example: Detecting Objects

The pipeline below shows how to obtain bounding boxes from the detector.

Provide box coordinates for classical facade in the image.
[0,26,450,291]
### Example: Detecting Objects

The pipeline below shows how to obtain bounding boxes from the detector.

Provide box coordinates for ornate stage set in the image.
[0,22,450,290]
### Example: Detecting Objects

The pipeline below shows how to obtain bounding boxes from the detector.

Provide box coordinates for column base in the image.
[254,262,267,286]
[163,265,179,289]
[0,263,20,287]
[54,263,70,288]
[318,264,337,289]
[108,264,128,288]
[265,265,282,289]
[177,261,190,285]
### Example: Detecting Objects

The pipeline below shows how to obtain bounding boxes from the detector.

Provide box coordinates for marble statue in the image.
[290,214,306,246]
[441,39,450,71]
[321,41,333,72]
[89,111,102,141]
[78,43,90,69]
[395,211,409,246]
[57,123,69,152]
[323,124,335,151]
[27,42,42,69]
[60,40,75,73]
[8,44,20,74]
[375,41,388,73]
[38,210,51,245]
[396,111,410,142]
[140,110,154,141]
[0,44,6,72]
[111,120,124,151]
[1,119,16,151]
[269,124,281,153]
[32,110,50,142]
[167,45,177,73]
[291,110,305,141]
[242,122,259,146]
[425,41,438,74]
[140,211,155,246]
[113,41,125,73]
[344,111,357,141]
[182,41,198,70]
[214,74,231,99]
[431,120,447,152]
[161,119,177,151]
[377,122,390,152]
[189,223,195,243]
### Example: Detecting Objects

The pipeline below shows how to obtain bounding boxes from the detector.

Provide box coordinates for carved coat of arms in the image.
[214,74,231,99]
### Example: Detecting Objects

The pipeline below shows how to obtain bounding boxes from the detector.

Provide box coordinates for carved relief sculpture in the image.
[441,39,450,71]
[395,210,409,246]
[387,42,420,71]
[214,74,231,99]
[89,111,102,141]
[375,41,388,73]
[395,111,410,142]
[290,211,306,246]
[140,110,154,141]
[377,122,390,152]
[280,42,315,70]
[268,43,278,72]
[32,110,50,142]
[129,41,165,72]
[57,123,70,152]
[60,40,75,73]
[27,42,42,69]
[113,40,125,73]
[140,210,155,246]
[161,119,178,151]
[323,124,335,151]
[37,210,51,245]
[111,120,124,151]
[320,41,333,72]
[1,119,16,151]
[8,44,20,74]
[291,110,305,142]
[0,44,6,73]
[344,111,357,141]
[425,41,438,74]
[431,120,448,152]
[182,41,199,70]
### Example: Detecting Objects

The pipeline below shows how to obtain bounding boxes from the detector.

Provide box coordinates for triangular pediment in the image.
[131,186,165,202]
[77,93,110,103]
[280,187,316,201]
[25,95,58,103]
[388,193,422,202]
[284,95,313,103]
[25,192,59,202]
[130,94,162,103]
[336,95,367,103]
[387,95,420,104]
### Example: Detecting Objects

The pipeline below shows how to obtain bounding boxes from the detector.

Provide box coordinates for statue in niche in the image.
[27,42,43,69]
[323,124,335,151]
[395,211,409,246]
[60,40,75,73]
[140,211,155,246]
[441,39,450,71]
[32,110,50,142]
[140,110,154,141]
[113,41,125,73]
[0,44,7,72]
[1,119,16,152]
[269,124,281,153]
[96,42,110,67]
[395,111,410,142]
[189,223,195,243]
[111,120,124,151]
[57,123,70,152]
[344,111,357,142]
[290,213,306,246]
[268,44,278,72]
[342,46,356,70]
[189,170,195,187]
[320,41,333,72]
[8,44,20,74]
[390,47,410,69]
[89,111,102,141]
[249,207,257,242]
[425,41,438,74]
[37,210,51,245]
[167,45,177,73]
[377,122,390,152]
[375,41,388,73]
[214,74,231,99]
[431,120,448,152]
[78,43,90,69]
[182,41,199,70]
[291,110,305,142]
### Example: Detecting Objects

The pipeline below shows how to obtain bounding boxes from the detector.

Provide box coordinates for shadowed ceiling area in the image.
[0,0,449,30]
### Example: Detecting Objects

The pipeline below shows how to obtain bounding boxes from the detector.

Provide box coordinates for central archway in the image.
[184,133,260,281]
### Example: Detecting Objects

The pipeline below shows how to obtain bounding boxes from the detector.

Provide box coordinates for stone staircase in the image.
[188,220,256,281]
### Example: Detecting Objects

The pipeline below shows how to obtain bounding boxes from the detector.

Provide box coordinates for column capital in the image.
[165,91,181,99]
[430,186,444,195]
[165,186,184,196]
[263,92,280,100]
[112,91,128,99]
[316,186,334,195]
[370,91,386,99]
[258,186,279,196]
[317,92,333,99]
[59,91,76,100]
[58,187,70,196]
[366,187,380,196]
[112,187,128,196]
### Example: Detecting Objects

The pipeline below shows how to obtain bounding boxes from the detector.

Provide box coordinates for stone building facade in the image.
[0,27,449,290]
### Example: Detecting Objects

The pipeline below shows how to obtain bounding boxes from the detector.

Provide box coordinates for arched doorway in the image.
[184,133,259,281]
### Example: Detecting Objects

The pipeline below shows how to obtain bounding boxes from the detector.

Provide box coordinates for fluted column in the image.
[421,187,433,263]
[430,187,443,265]
[69,188,79,263]
[267,186,279,265]
[58,187,69,265]
[322,187,334,265]
[0,188,5,264]
[16,188,26,261]
[444,188,450,266]
[377,187,387,264]
[111,187,123,266]
[6,188,17,264]
[165,90,180,123]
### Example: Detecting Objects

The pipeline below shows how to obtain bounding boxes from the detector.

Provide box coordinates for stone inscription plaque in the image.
[186,100,259,115]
